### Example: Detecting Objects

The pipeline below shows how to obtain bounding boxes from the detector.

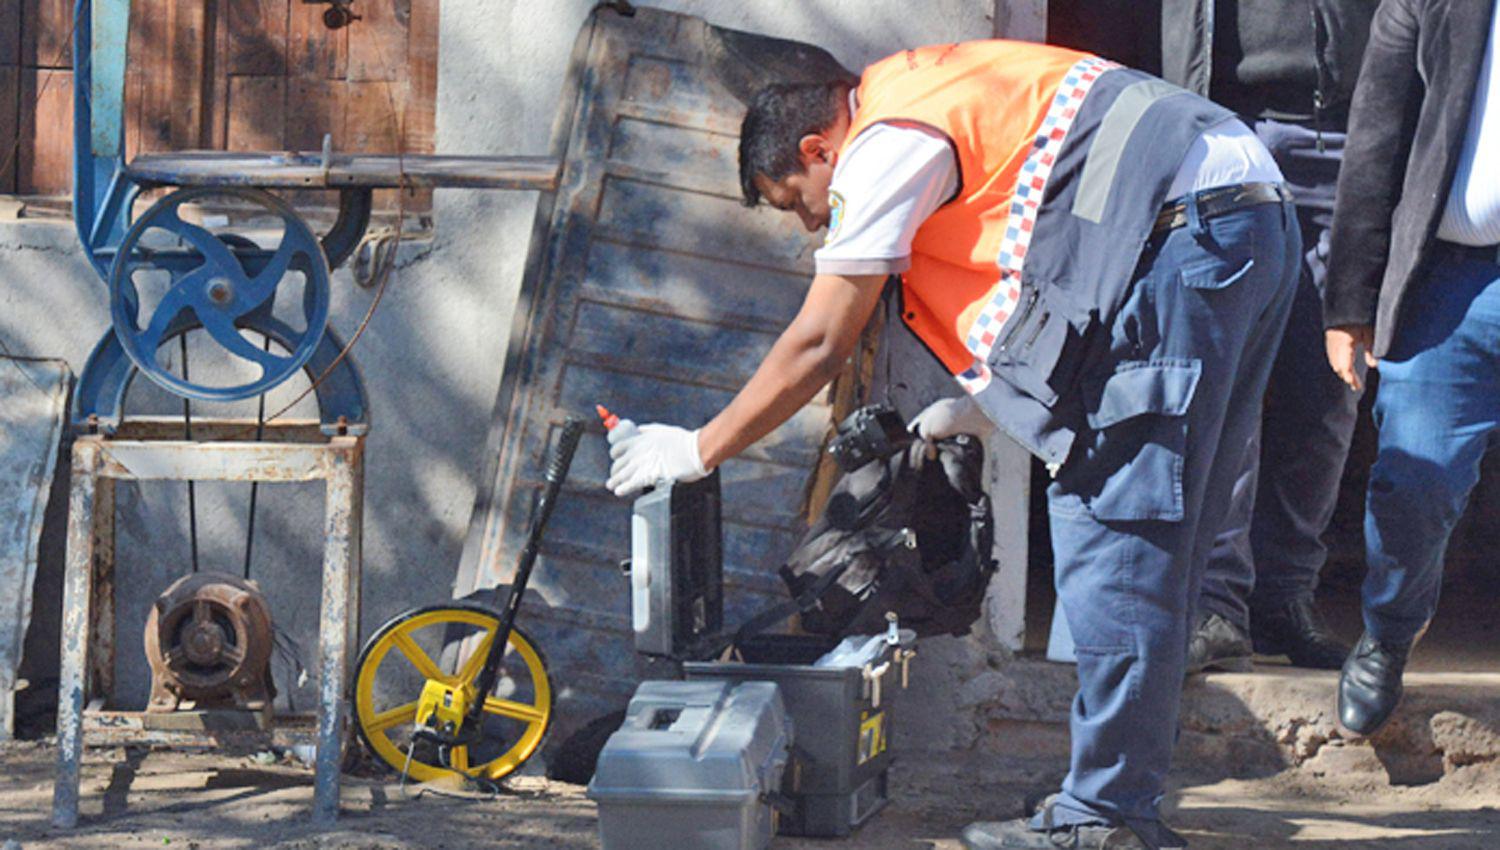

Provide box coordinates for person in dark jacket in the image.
[1158,0,1374,674]
[1325,0,1500,736]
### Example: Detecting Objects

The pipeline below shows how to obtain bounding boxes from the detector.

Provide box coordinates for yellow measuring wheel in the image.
[353,603,552,783]
[354,418,584,786]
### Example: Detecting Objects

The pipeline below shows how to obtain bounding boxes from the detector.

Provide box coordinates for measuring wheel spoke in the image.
[449,746,470,772]
[389,632,446,682]
[456,631,497,686]
[368,701,418,735]
[482,696,546,725]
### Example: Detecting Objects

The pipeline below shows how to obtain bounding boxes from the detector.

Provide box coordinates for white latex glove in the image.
[907,395,994,441]
[606,422,709,498]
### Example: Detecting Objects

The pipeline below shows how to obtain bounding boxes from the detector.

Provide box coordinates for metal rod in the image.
[180,334,199,574]
[244,334,271,580]
[52,440,101,829]
[313,438,361,825]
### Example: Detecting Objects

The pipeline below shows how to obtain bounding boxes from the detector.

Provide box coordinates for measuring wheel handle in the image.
[471,417,587,716]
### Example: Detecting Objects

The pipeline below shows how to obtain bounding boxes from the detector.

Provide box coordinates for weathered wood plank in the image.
[0,0,21,66]
[18,68,71,195]
[347,0,409,83]
[0,66,17,192]
[167,0,211,150]
[385,0,434,212]
[20,0,72,68]
[205,0,229,149]
[122,63,143,163]
[288,0,347,79]
[343,79,402,152]
[134,1,210,153]
[10,0,437,197]
[285,75,347,151]
[126,0,164,153]
[134,3,169,152]
[405,0,436,154]
[227,0,288,76]
[226,75,286,151]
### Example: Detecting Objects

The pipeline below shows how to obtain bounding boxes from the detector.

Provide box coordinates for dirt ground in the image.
[2,740,1498,849]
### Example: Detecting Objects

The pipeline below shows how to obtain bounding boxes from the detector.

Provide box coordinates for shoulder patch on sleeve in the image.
[825,190,846,243]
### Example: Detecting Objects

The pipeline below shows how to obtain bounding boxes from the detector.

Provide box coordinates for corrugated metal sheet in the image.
[0,356,70,739]
[455,7,853,735]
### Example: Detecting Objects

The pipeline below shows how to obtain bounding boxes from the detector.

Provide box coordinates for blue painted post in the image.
[71,0,135,281]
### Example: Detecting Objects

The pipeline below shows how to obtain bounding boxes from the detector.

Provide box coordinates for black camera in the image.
[827,403,913,472]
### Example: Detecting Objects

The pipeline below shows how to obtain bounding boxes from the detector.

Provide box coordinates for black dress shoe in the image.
[1250,595,1350,670]
[1186,612,1253,674]
[1338,632,1412,736]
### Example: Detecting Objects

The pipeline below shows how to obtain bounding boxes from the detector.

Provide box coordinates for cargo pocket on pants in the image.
[1070,360,1201,522]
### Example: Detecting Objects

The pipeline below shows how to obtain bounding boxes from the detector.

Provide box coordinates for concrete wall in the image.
[2,1,1004,727]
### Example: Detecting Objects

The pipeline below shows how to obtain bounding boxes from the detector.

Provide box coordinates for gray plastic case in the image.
[588,680,793,850]
[684,635,897,837]
[628,475,723,658]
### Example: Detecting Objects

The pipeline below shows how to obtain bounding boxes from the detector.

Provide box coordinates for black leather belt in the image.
[1437,240,1500,265]
[1152,182,1292,235]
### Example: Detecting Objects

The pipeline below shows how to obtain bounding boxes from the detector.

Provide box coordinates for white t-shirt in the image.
[813,113,1283,277]
[1436,0,1500,246]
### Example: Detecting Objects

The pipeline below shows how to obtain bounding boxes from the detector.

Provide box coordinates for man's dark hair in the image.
[738,80,852,207]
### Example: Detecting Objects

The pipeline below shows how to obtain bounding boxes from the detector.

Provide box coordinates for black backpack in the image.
[779,434,996,639]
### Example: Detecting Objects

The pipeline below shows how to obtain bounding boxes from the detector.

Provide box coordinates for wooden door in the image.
[3,0,436,211]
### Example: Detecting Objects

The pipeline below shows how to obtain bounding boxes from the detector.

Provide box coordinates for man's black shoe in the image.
[1186,612,1252,674]
[1250,595,1350,670]
[1338,632,1411,736]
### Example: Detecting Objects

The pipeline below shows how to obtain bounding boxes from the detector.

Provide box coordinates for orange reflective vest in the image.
[843,42,1233,464]
[844,41,1115,388]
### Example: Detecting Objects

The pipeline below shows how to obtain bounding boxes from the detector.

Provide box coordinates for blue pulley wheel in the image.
[109,186,332,401]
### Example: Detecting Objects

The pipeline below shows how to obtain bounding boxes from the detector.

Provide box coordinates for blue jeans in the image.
[1041,198,1300,836]
[1362,246,1500,644]
[1199,122,1363,630]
